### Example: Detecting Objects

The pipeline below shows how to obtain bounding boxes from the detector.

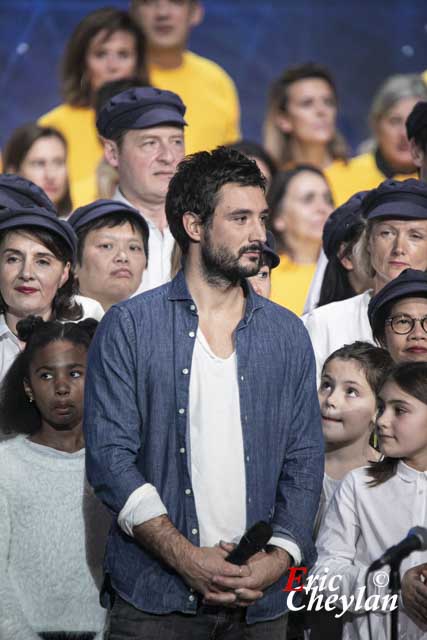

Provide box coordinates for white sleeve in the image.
[304,310,329,384]
[269,536,302,565]
[0,490,40,640]
[117,483,168,537]
[311,472,392,614]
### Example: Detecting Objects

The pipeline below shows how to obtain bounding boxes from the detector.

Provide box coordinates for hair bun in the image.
[16,315,45,342]
[77,318,98,340]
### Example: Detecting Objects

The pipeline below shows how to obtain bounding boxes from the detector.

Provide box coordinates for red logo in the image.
[282,566,308,592]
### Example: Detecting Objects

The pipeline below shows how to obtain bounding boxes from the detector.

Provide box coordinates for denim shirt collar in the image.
[168,269,265,326]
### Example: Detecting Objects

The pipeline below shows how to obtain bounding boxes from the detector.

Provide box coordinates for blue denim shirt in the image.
[84,270,324,623]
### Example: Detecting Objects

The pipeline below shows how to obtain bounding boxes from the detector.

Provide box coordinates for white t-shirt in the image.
[188,329,246,547]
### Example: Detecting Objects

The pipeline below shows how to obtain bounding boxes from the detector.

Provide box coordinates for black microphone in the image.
[369,527,427,571]
[226,521,273,565]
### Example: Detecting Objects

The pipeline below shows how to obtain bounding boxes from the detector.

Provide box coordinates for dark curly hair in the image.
[165,146,266,254]
[0,227,82,321]
[0,315,98,435]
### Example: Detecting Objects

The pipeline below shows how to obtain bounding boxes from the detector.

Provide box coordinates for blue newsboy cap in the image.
[69,199,149,240]
[363,178,427,221]
[368,268,427,329]
[0,205,77,260]
[97,86,187,139]
[322,190,368,260]
[262,230,280,269]
[0,174,56,212]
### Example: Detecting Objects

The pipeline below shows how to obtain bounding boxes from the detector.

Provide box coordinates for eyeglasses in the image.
[385,314,427,335]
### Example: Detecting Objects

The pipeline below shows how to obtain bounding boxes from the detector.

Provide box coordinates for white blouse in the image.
[313,463,427,640]
[304,290,374,382]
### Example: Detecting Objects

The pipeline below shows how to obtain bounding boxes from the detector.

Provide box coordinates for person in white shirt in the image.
[0,206,103,383]
[312,361,427,639]
[69,199,149,311]
[305,178,427,380]
[97,86,186,293]
[0,316,110,640]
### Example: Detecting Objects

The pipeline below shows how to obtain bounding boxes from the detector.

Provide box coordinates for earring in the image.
[28,395,34,404]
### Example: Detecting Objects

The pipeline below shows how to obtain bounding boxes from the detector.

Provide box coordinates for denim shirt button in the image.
[182,368,189,375]
[185,489,192,495]
[188,331,195,338]
[192,528,198,535]
[189,595,195,602]
[240,375,244,381]
[246,456,250,462]
[178,408,185,415]
[248,497,252,503]
[180,447,186,454]
[190,304,196,311]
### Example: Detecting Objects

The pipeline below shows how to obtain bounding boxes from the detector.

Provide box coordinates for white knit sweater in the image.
[0,436,110,639]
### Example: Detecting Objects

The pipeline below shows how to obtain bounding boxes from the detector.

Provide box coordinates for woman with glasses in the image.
[369,268,427,363]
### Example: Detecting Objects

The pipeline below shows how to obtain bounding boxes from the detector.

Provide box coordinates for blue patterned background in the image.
[1,0,427,151]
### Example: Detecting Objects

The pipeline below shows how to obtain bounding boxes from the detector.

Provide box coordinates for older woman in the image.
[368,268,427,363]
[326,73,427,206]
[305,178,427,378]
[304,190,372,313]
[0,206,103,381]
[39,8,147,207]
[268,165,334,314]
[3,123,72,217]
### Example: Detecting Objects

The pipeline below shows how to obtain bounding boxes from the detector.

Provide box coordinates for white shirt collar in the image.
[397,460,427,483]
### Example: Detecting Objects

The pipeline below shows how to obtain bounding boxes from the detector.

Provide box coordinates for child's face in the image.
[25,340,87,431]
[318,358,377,448]
[377,380,427,468]
[248,265,271,298]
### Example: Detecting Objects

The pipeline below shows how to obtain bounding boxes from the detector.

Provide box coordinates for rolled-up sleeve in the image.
[84,305,149,514]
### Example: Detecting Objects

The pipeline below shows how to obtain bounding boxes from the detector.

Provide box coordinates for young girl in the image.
[0,316,109,640]
[313,361,427,639]
[315,341,392,535]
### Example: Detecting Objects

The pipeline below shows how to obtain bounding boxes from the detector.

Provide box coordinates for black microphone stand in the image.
[388,560,401,640]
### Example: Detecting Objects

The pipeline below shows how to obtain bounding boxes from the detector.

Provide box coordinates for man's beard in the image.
[200,231,262,286]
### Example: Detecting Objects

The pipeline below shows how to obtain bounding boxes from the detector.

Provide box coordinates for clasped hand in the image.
[180,540,290,608]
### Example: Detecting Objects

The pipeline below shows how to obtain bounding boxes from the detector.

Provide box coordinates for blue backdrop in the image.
[1,0,426,151]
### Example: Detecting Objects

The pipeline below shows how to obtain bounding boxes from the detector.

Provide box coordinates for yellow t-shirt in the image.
[39,104,103,208]
[270,255,317,316]
[149,51,241,155]
[325,153,418,207]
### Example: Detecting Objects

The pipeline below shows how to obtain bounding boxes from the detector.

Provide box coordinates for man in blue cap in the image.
[97,86,186,293]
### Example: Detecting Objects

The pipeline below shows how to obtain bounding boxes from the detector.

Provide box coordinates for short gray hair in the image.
[370,73,427,127]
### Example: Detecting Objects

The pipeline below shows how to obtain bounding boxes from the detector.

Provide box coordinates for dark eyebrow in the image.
[227,208,269,217]
[35,362,85,373]
[3,248,55,258]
